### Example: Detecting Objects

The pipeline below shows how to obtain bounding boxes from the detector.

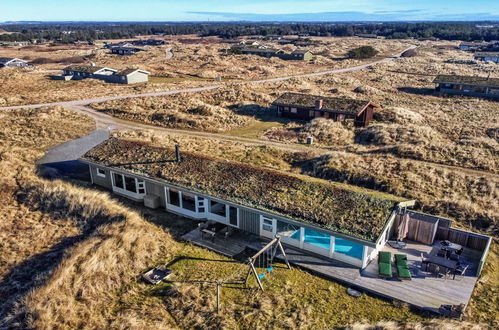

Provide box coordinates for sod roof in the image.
[82,138,405,241]
[64,65,116,74]
[433,74,499,86]
[272,92,372,115]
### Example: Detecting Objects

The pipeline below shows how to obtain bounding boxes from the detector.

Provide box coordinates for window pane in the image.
[113,173,123,189]
[229,206,238,226]
[304,228,330,250]
[210,200,226,217]
[124,176,136,193]
[181,192,196,211]
[276,220,300,241]
[262,218,273,232]
[168,189,180,206]
[334,237,363,260]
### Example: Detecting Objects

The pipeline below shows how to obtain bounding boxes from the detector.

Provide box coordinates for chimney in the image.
[315,99,323,110]
[175,144,181,163]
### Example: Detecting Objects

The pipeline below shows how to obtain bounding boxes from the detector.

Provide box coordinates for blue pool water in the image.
[304,228,331,250]
[334,237,364,260]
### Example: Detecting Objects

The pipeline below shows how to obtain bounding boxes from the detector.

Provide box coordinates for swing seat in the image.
[266,266,273,272]
[258,273,265,279]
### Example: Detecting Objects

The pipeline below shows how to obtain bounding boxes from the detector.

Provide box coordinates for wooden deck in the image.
[182,228,481,314]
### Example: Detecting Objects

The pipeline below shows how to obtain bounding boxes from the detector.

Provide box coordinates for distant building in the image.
[53,65,149,84]
[272,92,379,127]
[0,41,30,47]
[110,46,143,55]
[458,42,487,51]
[0,57,29,68]
[474,52,499,63]
[236,46,313,61]
[433,75,499,99]
[278,50,314,61]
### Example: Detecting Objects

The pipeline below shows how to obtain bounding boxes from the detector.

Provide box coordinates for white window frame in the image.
[260,216,275,238]
[290,107,297,113]
[228,206,239,228]
[111,171,146,199]
[96,168,106,178]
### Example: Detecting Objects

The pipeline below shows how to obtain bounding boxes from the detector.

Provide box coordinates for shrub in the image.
[347,46,378,59]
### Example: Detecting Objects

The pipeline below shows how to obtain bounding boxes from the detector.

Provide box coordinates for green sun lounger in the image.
[395,253,412,280]
[378,251,393,278]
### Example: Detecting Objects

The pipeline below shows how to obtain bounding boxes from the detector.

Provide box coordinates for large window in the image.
[229,206,238,227]
[262,217,273,233]
[210,200,226,217]
[124,176,136,192]
[334,237,364,260]
[113,173,124,189]
[276,221,300,241]
[181,192,196,211]
[304,228,330,250]
[112,173,146,196]
[168,188,180,207]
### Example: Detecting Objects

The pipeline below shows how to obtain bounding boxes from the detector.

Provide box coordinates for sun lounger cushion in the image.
[379,251,392,264]
[396,259,408,268]
[395,254,407,263]
[379,262,392,277]
[397,266,411,279]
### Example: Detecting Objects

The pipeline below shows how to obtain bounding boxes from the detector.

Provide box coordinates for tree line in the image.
[0,22,497,43]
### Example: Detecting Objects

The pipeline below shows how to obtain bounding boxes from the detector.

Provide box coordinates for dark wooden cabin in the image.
[272,92,379,127]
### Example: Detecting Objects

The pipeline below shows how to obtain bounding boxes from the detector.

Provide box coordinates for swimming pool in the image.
[334,237,364,260]
[303,228,331,250]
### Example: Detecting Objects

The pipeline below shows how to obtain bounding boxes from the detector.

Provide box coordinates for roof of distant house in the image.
[82,138,405,242]
[433,74,499,86]
[0,57,26,64]
[474,52,499,57]
[64,65,116,74]
[117,68,150,76]
[272,92,376,115]
[292,49,312,55]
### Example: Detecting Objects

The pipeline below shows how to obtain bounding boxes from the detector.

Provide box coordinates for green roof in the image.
[82,138,405,241]
[272,92,374,115]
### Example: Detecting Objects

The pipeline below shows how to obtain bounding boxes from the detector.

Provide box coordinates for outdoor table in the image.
[439,240,463,253]
[201,222,227,241]
[427,255,458,279]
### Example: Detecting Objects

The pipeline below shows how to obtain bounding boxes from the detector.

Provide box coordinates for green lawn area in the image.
[226,119,285,139]
[112,204,425,329]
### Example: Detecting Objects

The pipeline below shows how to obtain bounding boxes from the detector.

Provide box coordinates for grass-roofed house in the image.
[272,92,379,127]
[54,65,149,84]
[81,137,413,268]
[434,75,499,99]
[0,57,29,68]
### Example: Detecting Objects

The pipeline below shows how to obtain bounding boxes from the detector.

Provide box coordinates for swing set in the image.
[244,235,291,291]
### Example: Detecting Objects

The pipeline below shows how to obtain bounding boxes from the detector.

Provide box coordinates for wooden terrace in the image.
[182,227,482,314]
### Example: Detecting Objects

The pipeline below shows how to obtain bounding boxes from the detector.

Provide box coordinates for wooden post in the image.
[276,236,291,269]
[216,281,221,313]
[249,258,265,291]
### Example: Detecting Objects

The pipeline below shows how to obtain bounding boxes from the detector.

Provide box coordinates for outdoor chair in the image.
[449,252,460,262]
[420,252,430,270]
[427,263,440,277]
[378,251,393,278]
[437,249,447,258]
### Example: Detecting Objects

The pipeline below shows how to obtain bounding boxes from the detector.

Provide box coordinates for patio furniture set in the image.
[422,240,468,280]
[198,220,235,241]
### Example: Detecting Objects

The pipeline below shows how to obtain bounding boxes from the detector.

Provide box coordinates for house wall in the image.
[85,161,378,268]
[126,72,149,84]
[438,84,499,99]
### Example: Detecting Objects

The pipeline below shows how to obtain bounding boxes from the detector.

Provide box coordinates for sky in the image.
[1,0,498,22]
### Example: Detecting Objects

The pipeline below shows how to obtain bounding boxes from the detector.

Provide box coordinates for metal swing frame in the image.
[244,235,291,291]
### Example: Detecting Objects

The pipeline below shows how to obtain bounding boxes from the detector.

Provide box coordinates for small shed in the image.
[113,68,150,84]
